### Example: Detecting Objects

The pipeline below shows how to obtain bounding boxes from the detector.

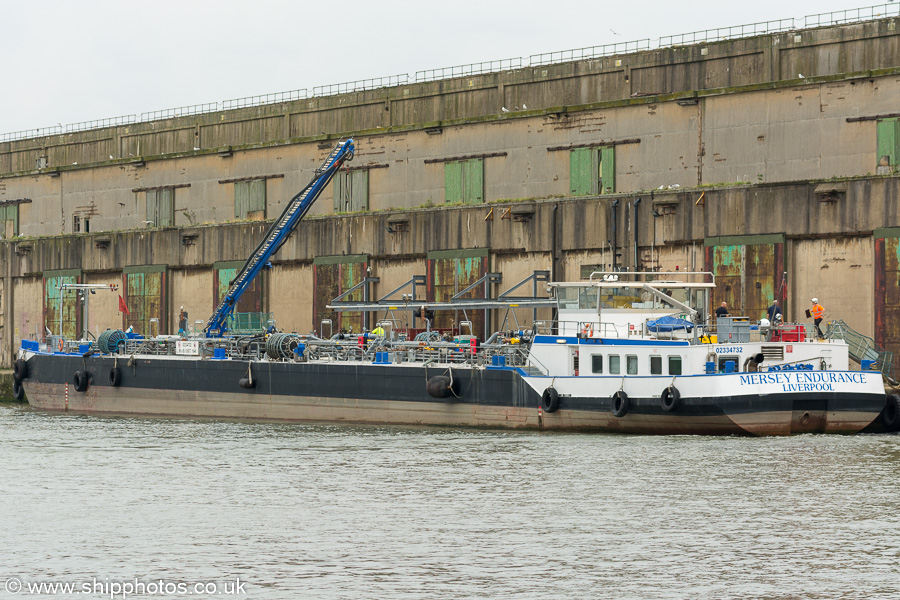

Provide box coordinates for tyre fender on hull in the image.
[661,386,681,412]
[108,367,122,387]
[611,390,629,418]
[541,387,559,413]
[12,379,25,401]
[238,378,256,389]
[13,359,28,382]
[882,394,900,431]
[73,371,90,392]
[426,375,459,399]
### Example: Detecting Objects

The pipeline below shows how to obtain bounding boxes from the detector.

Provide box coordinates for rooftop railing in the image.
[530,40,650,66]
[415,58,523,82]
[3,3,899,143]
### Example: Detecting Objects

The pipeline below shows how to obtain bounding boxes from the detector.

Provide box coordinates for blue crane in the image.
[205,138,355,337]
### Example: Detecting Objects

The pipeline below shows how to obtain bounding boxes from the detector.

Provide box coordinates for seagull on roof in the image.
[501,106,509,113]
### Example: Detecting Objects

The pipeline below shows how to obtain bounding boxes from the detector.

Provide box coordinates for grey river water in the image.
[2,403,899,600]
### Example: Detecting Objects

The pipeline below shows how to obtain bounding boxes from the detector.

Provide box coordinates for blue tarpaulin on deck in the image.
[647,315,694,332]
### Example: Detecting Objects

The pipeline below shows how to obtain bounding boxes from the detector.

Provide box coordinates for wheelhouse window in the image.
[626,355,638,375]
[668,356,683,376]
[650,355,662,375]
[591,354,603,374]
[609,355,621,375]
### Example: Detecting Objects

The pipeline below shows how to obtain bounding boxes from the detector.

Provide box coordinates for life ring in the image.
[13,359,28,382]
[882,394,900,431]
[58,339,64,352]
[12,379,25,401]
[108,367,122,387]
[581,323,594,337]
[541,387,560,413]
[661,386,681,412]
[73,370,89,392]
[611,390,629,418]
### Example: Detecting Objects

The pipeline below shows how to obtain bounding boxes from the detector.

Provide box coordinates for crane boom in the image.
[205,138,355,337]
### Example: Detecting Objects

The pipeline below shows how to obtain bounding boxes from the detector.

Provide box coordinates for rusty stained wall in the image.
[313,260,367,335]
[705,243,782,319]
[789,237,873,335]
[875,235,900,376]
[427,252,488,336]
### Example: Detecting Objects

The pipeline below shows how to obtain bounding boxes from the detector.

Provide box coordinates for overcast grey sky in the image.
[0,0,892,135]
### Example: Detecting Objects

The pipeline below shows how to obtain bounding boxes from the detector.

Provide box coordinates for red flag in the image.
[118,295,130,315]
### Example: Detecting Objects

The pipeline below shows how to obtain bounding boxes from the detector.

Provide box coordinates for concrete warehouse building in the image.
[1,5,900,373]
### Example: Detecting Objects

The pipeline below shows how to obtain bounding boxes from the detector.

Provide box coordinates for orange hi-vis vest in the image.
[812,304,824,319]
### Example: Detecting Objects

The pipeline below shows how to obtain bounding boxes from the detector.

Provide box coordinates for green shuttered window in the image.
[877,118,900,173]
[0,204,19,238]
[444,159,484,204]
[333,170,369,213]
[569,146,615,195]
[235,179,267,220]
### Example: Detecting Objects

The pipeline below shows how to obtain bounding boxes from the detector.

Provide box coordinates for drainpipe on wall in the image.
[610,199,619,271]
[633,197,642,270]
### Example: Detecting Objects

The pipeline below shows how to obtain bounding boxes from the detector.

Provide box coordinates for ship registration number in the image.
[714,346,742,354]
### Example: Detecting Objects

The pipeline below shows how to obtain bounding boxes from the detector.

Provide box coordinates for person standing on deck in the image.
[715,302,730,320]
[767,299,782,323]
[810,298,825,339]
[178,306,188,336]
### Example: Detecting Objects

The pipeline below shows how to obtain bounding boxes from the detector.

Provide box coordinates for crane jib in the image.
[205,139,355,337]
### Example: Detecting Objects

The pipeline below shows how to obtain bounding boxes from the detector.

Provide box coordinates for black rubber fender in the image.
[541,387,559,413]
[882,394,900,430]
[13,359,28,382]
[426,375,459,399]
[73,370,90,392]
[108,367,122,387]
[611,390,629,418]
[12,379,25,401]
[238,378,256,389]
[661,386,681,412]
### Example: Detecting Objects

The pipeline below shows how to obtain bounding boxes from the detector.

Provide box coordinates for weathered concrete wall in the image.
[267,264,312,335]
[170,269,212,335]
[789,237,874,333]
[3,74,899,240]
[84,273,122,335]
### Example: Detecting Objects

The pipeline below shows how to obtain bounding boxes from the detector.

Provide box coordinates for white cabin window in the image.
[609,355,621,375]
[626,355,638,375]
[668,356,682,375]
[591,355,603,374]
[650,355,662,375]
